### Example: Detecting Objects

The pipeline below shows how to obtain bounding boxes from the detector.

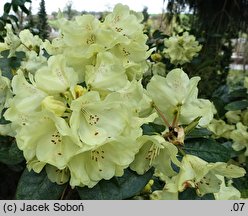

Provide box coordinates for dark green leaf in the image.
[0,136,24,165]
[179,188,215,200]
[12,0,25,6]
[19,5,30,15]
[211,85,230,117]
[142,123,165,135]
[0,51,25,79]
[152,30,166,40]
[233,158,248,198]
[77,168,154,200]
[0,20,5,29]
[185,127,212,139]
[12,4,18,13]
[16,168,66,199]
[233,177,248,198]
[4,3,11,14]
[221,141,242,158]
[7,163,26,172]
[225,100,248,111]
[227,88,248,101]
[8,15,18,23]
[183,138,231,162]
[0,113,10,124]
[212,85,229,100]
[0,163,23,199]
[211,33,222,38]
[151,176,165,191]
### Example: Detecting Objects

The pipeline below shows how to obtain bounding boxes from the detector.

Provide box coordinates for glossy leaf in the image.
[77,168,154,200]
[227,88,247,101]
[16,169,66,200]
[0,136,24,165]
[225,100,248,111]
[8,15,18,23]
[185,127,212,139]
[232,158,248,198]
[142,123,165,135]
[4,3,11,14]
[183,138,231,163]
[179,188,215,200]
[19,5,30,15]
[0,51,25,79]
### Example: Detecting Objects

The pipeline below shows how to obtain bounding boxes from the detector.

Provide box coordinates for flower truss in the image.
[207,78,248,157]
[163,32,202,65]
[0,4,156,188]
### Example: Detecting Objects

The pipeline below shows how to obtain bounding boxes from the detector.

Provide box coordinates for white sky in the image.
[0,0,167,15]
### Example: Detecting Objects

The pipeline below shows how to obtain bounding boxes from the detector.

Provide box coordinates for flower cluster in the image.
[131,69,215,175]
[150,155,245,199]
[0,4,155,188]
[208,106,248,156]
[163,32,202,65]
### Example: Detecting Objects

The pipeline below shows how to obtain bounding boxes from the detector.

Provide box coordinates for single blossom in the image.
[147,68,214,127]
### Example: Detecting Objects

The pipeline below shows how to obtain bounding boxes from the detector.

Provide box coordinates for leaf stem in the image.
[178,147,186,156]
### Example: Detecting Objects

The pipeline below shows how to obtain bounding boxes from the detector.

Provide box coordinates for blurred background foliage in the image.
[166,0,248,98]
[143,0,248,98]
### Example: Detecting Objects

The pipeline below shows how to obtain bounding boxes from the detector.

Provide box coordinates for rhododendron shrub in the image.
[0,4,246,200]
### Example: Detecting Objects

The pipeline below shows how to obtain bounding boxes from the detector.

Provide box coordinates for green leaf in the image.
[179,188,215,200]
[183,138,231,163]
[225,100,248,111]
[184,116,202,135]
[152,29,166,40]
[19,5,30,15]
[233,177,248,198]
[77,168,154,200]
[4,3,11,14]
[8,15,18,23]
[12,0,25,6]
[0,20,5,30]
[185,127,212,139]
[211,85,230,117]
[142,123,165,135]
[0,113,11,124]
[221,141,242,158]
[12,3,18,13]
[16,168,66,199]
[0,51,25,79]
[0,136,24,165]
[227,88,247,101]
[233,158,248,198]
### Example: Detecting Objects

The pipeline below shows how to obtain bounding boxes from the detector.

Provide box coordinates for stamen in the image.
[146,144,161,166]
[90,148,105,172]
[81,108,100,126]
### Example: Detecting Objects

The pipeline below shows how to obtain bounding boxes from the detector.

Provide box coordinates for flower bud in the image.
[151,53,162,62]
[41,96,66,116]
[74,85,87,98]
